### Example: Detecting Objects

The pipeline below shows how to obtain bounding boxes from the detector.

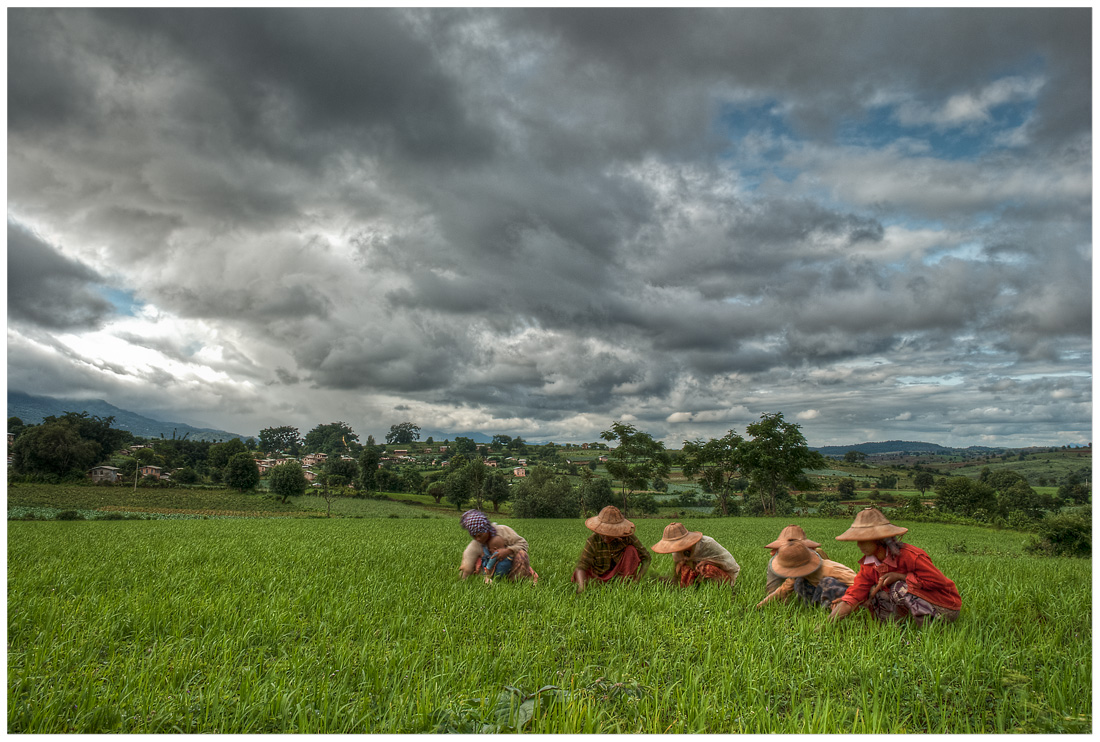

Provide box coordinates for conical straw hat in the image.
[584,505,635,537]
[771,541,823,578]
[764,524,821,550]
[651,522,703,553]
[835,507,908,541]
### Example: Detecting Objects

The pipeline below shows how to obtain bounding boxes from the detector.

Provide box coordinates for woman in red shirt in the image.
[827,508,961,626]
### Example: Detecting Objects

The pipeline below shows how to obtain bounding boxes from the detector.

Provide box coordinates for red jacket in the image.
[841,542,961,611]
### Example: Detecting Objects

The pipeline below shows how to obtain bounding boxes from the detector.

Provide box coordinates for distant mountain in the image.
[813,440,985,457]
[7,390,248,442]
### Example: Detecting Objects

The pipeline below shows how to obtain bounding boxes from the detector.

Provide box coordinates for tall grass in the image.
[7,516,1090,733]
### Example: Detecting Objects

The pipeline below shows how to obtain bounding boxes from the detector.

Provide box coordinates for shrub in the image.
[1025,509,1091,558]
[56,510,84,521]
[628,491,659,515]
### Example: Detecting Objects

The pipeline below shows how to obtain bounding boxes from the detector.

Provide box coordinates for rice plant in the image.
[7,516,1090,733]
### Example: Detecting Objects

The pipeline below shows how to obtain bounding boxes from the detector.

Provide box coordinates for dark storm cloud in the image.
[7,221,114,330]
[86,7,495,165]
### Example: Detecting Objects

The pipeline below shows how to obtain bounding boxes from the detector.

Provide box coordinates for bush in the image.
[55,510,84,521]
[511,466,579,518]
[628,491,659,515]
[1025,509,1091,558]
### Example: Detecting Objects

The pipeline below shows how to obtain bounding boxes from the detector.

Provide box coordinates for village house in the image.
[513,467,527,477]
[301,452,328,468]
[88,465,121,483]
[139,464,164,479]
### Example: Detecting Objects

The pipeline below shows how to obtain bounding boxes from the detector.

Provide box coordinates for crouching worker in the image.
[459,510,538,583]
[571,506,651,594]
[756,540,854,608]
[828,508,961,626]
[763,524,831,599]
[651,523,740,588]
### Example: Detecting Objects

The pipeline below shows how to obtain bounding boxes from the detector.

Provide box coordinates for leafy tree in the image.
[173,467,200,485]
[386,422,421,445]
[739,412,824,516]
[836,478,857,498]
[53,412,133,460]
[629,491,660,514]
[506,436,528,455]
[259,426,302,455]
[224,452,260,492]
[426,481,447,504]
[681,431,744,516]
[376,467,401,493]
[453,436,478,456]
[913,471,935,496]
[511,466,579,518]
[443,470,471,511]
[304,422,360,456]
[446,458,489,510]
[8,416,27,439]
[482,472,511,513]
[326,457,360,490]
[844,450,867,463]
[131,446,160,465]
[600,421,670,514]
[268,461,307,503]
[999,480,1049,520]
[358,447,381,492]
[11,419,100,477]
[934,476,996,517]
[209,438,249,471]
[400,468,424,494]
[492,434,513,448]
[1057,469,1090,505]
[577,473,617,516]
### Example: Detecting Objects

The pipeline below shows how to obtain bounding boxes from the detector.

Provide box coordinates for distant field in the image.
[7,516,1090,733]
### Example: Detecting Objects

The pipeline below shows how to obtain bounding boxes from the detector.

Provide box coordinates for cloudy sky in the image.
[6,7,1092,448]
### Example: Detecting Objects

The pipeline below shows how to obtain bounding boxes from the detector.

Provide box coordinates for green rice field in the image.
[7,516,1091,733]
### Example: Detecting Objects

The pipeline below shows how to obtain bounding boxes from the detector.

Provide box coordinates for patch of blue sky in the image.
[838,99,1034,161]
[921,241,984,265]
[717,99,796,148]
[896,375,965,386]
[100,287,142,317]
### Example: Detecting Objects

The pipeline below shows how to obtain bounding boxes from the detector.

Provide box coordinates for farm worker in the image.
[755,540,855,609]
[458,510,538,583]
[827,508,961,626]
[763,524,832,599]
[650,522,741,587]
[571,506,651,593]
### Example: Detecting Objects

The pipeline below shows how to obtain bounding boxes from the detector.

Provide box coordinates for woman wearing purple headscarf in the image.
[459,510,538,583]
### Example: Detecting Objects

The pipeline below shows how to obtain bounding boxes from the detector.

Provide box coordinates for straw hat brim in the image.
[651,530,703,553]
[834,522,908,541]
[772,550,822,579]
[764,537,822,550]
[585,514,635,537]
